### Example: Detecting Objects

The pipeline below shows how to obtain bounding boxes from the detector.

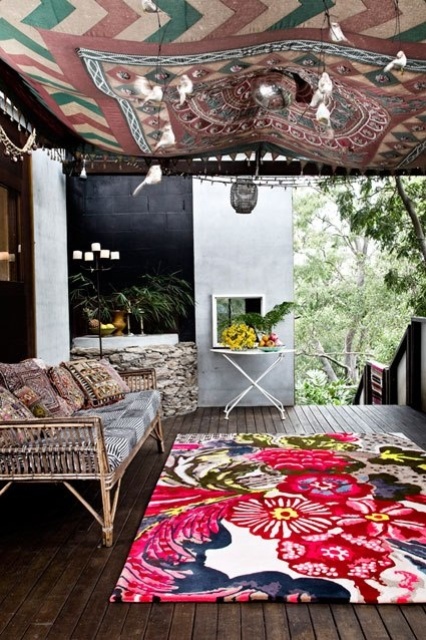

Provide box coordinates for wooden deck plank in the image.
[192,603,217,640]
[308,604,340,640]
[355,605,391,639]
[331,604,366,640]
[1,405,426,640]
[262,602,290,640]
[143,603,174,640]
[377,605,421,640]
[241,602,266,640]
[285,604,315,639]
[217,604,241,640]
[399,606,426,639]
[168,604,196,640]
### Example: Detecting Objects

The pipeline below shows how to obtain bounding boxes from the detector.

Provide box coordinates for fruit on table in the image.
[258,333,283,347]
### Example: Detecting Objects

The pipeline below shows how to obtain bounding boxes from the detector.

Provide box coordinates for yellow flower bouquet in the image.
[221,323,257,350]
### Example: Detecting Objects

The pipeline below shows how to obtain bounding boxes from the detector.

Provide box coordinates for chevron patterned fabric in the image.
[0,1,426,172]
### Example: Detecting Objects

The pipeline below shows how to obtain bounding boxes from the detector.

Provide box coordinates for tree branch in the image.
[395,176,426,265]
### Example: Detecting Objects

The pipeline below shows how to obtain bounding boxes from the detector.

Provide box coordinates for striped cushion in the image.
[76,391,161,470]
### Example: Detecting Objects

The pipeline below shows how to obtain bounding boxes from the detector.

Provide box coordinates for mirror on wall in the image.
[212,294,264,346]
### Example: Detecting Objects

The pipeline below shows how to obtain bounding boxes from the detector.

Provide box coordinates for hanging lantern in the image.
[230,179,258,214]
[252,71,294,111]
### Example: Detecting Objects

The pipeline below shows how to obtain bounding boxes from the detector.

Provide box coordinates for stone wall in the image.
[71,342,198,417]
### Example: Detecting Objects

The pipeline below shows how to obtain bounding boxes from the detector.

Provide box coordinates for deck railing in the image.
[354,316,426,410]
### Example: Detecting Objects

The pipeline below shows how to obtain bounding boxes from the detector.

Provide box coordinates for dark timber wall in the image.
[66,174,194,341]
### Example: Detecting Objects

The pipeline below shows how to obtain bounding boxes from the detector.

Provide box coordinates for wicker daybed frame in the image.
[0,368,164,547]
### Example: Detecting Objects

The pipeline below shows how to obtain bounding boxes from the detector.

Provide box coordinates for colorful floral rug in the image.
[111,432,426,604]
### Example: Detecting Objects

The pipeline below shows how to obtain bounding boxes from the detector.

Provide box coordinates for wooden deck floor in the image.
[1,404,426,640]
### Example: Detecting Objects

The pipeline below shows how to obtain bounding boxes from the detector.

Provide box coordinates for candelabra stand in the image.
[72,243,120,359]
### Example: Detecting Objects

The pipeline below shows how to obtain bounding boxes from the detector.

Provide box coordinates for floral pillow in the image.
[0,360,73,417]
[13,385,52,418]
[0,386,33,421]
[61,359,125,408]
[48,365,86,413]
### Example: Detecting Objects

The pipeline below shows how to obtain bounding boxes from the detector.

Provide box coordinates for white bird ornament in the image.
[384,50,407,74]
[329,22,347,42]
[177,74,193,105]
[132,165,163,197]
[155,124,176,151]
[318,72,333,100]
[133,75,152,98]
[142,0,159,12]
[142,85,163,105]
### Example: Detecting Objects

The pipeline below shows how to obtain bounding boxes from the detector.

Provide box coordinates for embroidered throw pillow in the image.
[0,386,33,421]
[61,359,125,408]
[48,365,86,413]
[0,360,73,417]
[99,359,131,393]
[13,385,52,418]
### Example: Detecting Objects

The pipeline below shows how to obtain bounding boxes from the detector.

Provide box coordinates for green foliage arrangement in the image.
[69,271,194,332]
[234,301,294,334]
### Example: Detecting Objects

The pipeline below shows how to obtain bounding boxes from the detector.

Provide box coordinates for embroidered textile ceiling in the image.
[0,1,426,175]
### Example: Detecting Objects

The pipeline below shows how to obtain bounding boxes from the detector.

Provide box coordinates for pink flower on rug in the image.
[228,494,333,539]
[328,433,360,442]
[252,448,352,473]
[339,498,426,540]
[277,473,372,501]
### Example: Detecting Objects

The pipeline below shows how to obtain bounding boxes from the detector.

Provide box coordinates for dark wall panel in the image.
[67,175,194,340]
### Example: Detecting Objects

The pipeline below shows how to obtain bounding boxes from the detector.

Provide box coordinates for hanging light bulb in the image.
[230,178,258,214]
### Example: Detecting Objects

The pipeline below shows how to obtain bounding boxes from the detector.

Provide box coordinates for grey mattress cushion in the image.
[75,390,161,470]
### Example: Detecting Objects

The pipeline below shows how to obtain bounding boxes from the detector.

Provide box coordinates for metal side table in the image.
[211,348,294,420]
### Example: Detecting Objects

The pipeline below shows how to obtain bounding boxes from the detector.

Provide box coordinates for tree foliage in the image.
[294,183,413,402]
[322,176,426,314]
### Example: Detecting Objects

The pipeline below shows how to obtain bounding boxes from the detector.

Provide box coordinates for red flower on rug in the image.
[277,473,372,500]
[228,494,333,539]
[339,498,426,540]
[111,433,426,604]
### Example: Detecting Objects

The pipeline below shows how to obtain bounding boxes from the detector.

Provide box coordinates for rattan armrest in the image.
[119,368,158,391]
[0,374,164,547]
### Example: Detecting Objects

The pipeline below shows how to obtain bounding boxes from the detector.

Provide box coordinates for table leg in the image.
[221,353,286,420]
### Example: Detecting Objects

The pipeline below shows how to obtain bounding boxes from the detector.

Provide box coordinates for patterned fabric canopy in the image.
[0,1,426,173]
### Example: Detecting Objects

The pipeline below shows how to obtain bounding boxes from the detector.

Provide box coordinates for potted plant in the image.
[69,271,194,336]
[233,300,294,347]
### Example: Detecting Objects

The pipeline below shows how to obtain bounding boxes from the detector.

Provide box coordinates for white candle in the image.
[73,250,83,260]
[100,249,110,259]
[91,242,101,252]
[84,251,94,261]
[110,251,120,260]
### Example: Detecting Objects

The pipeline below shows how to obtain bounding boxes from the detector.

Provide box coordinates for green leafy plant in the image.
[69,271,194,333]
[234,301,294,334]
[296,370,356,405]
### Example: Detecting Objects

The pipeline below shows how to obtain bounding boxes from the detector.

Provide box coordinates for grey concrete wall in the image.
[194,179,294,408]
[32,151,70,364]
